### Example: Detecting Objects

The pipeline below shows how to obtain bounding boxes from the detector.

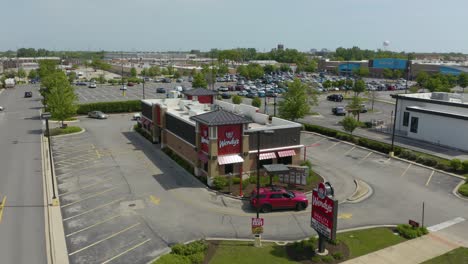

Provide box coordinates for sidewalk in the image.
[342,232,461,264]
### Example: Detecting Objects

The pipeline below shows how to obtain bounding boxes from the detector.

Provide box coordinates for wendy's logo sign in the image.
[200,125,209,153]
[217,125,242,155]
[219,131,239,148]
[317,183,326,199]
[225,131,234,139]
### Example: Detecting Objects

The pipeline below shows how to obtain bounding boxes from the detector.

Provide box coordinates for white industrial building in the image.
[393,92,468,151]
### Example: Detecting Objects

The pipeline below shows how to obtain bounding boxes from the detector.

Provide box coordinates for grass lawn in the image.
[337,227,406,258]
[421,247,468,264]
[47,126,82,136]
[458,182,468,197]
[209,241,296,264]
[50,117,77,121]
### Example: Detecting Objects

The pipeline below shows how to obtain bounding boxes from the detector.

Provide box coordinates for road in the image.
[0,86,47,264]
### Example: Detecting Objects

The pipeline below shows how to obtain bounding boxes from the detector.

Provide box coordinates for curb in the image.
[51,128,86,138]
[452,181,468,201]
[346,179,373,203]
[49,119,80,124]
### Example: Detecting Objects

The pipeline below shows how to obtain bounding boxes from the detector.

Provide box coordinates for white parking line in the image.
[59,175,113,197]
[428,217,465,232]
[344,146,356,155]
[359,152,372,163]
[68,223,141,256]
[326,141,340,151]
[400,163,412,177]
[63,199,124,221]
[61,186,120,208]
[100,238,151,264]
[66,214,122,237]
[425,170,435,186]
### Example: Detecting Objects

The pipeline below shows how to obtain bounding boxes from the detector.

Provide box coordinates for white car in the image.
[133,113,141,120]
[0,106,3,111]
[120,85,127,91]
[88,82,97,88]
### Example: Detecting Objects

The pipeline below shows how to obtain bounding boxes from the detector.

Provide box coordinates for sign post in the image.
[311,182,338,255]
[252,218,264,247]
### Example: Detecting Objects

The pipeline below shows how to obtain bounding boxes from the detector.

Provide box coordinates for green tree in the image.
[43,72,78,126]
[382,68,393,79]
[97,74,106,84]
[322,80,332,89]
[458,73,468,89]
[130,67,137,77]
[38,60,59,79]
[280,64,291,72]
[140,68,147,76]
[192,72,207,88]
[354,67,370,77]
[353,79,366,95]
[393,70,403,79]
[416,72,429,87]
[90,59,111,71]
[278,78,317,121]
[342,116,360,135]
[251,97,261,107]
[173,71,181,79]
[28,69,38,79]
[217,64,229,75]
[237,65,249,79]
[347,96,364,121]
[17,68,26,78]
[263,64,277,74]
[68,72,77,83]
[232,95,242,104]
[167,65,174,75]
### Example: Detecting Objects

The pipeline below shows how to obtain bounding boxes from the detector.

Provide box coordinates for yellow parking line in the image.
[68,223,141,256]
[61,186,120,208]
[150,195,160,205]
[55,159,101,169]
[66,214,122,237]
[344,146,356,155]
[326,142,340,151]
[55,162,104,177]
[401,164,412,177]
[0,196,6,223]
[63,199,124,221]
[59,175,113,197]
[95,149,101,159]
[101,238,151,264]
[426,170,435,186]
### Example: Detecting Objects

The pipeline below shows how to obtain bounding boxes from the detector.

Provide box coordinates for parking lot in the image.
[52,131,168,264]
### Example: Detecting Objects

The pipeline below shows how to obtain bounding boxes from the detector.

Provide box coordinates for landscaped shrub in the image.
[171,240,208,256]
[332,252,343,260]
[162,148,194,175]
[212,177,228,190]
[423,158,438,167]
[77,100,141,114]
[450,159,462,171]
[398,150,411,159]
[458,183,468,197]
[407,152,418,161]
[322,255,334,263]
[232,177,241,184]
[436,163,450,171]
[462,160,468,173]
[187,252,205,264]
[311,256,321,262]
[396,224,428,239]
[416,156,425,165]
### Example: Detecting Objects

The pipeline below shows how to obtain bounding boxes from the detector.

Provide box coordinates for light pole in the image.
[256,130,274,219]
[42,112,57,201]
[142,75,146,99]
[390,96,399,157]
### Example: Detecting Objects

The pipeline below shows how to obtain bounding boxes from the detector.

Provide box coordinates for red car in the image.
[250,186,308,213]
[127,82,135,87]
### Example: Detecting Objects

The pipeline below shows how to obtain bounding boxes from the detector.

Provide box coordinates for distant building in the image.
[277,44,284,51]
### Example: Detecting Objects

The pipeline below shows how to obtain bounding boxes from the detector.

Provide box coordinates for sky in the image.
[2,0,468,53]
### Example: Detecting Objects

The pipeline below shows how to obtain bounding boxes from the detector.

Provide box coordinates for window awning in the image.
[259,152,276,160]
[218,154,244,165]
[277,149,296,158]
[198,152,209,163]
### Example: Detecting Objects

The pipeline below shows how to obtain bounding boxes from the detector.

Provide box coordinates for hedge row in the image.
[154,240,207,264]
[302,124,468,174]
[77,100,141,114]
[161,147,194,175]
[396,224,428,239]
[134,124,153,143]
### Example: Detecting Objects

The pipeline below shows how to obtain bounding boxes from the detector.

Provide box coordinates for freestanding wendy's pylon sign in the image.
[311,182,338,254]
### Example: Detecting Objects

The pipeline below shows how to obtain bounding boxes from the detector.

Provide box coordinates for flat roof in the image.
[406,106,468,121]
[392,93,468,108]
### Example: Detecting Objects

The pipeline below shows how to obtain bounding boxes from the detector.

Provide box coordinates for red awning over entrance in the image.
[218,154,244,165]
[277,149,296,158]
[259,152,277,160]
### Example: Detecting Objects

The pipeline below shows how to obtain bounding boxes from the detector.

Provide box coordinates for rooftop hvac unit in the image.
[431,92,449,101]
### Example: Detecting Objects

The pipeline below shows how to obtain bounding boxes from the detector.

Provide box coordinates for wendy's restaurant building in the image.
[139,88,303,185]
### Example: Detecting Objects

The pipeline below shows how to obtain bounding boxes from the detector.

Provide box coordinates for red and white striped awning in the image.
[259,152,276,160]
[198,152,209,163]
[277,149,296,158]
[218,154,244,165]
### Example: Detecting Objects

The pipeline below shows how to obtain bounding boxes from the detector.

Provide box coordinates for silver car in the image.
[88,111,107,119]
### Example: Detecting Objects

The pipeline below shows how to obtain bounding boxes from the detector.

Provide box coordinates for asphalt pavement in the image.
[0,85,47,264]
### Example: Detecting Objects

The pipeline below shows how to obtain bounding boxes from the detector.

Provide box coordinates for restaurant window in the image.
[410,117,419,133]
[224,164,234,174]
[403,112,410,126]
[278,156,292,165]
[259,158,273,167]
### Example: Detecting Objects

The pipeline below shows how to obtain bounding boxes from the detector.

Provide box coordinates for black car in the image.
[327,94,343,102]
[221,93,231,99]
[156,87,166,93]
[162,78,172,83]
[332,106,346,116]
[24,91,32,98]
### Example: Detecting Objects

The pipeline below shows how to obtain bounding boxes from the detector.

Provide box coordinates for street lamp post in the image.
[143,76,146,99]
[41,112,57,201]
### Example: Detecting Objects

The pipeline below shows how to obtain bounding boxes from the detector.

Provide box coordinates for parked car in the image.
[120,85,127,90]
[176,78,184,83]
[217,86,229,92]
[246,93,257,98]
[162,78,172,83]
[75,81,87,86]
[24,91,32,98]
[265,91,278,97]
[188,76,193,82]
[127,82,135,87]
[332,106,346,116]
[156,87,166,93]
[0,106,4,111]
[88,82,97,88]
[88,111,107,119]
[221,93,231,99]
[327,94,343,102]
[250,186,308,213]
[257,91,266,97]
[237,91,248,96]
[133,113,141,120]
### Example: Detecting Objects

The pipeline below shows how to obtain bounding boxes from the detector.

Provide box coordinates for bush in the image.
[232,95,242,104]
[187,252,204,264]
[252,97,261,107]
[396,224,428,239]
[407,152,418,161]
[363,121,373,128]
[161,147,194,175]
[134,124,153,142]
[462,160,468,173]
[301,160,312,169]
[450,159,462,171]
[47,126,82,137]
[232,177,241,184]
[423,158,438,167]
[77,100,141,114]
[458,183,468,197]
[332,252,343,260]
[311,256,321,262]
[321,255,334,263]
[416,156,425,165]
[171,240,208,256]
[436,163,450,171]
[212,177,228,190]
[154,254,190,264]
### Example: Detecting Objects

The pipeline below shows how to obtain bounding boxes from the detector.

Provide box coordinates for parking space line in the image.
[325,141,340,151]
[56,164,110,178]
[344,146,356,155]
[54,149,95,159]
[55,158,102,170]
[359,152,372,163]
[0,196,6,224]
[68,223,141,256]
[63,199,124,221]
[59,175,113,197]
[66,214,122,237]
[61,186,120,208]
[312,137,326,145]
[400,164,412,177]
[426,170,435,186]
[100,238,151,264]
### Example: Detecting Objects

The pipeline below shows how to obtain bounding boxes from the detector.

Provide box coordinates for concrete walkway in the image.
[341,232,461,264]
